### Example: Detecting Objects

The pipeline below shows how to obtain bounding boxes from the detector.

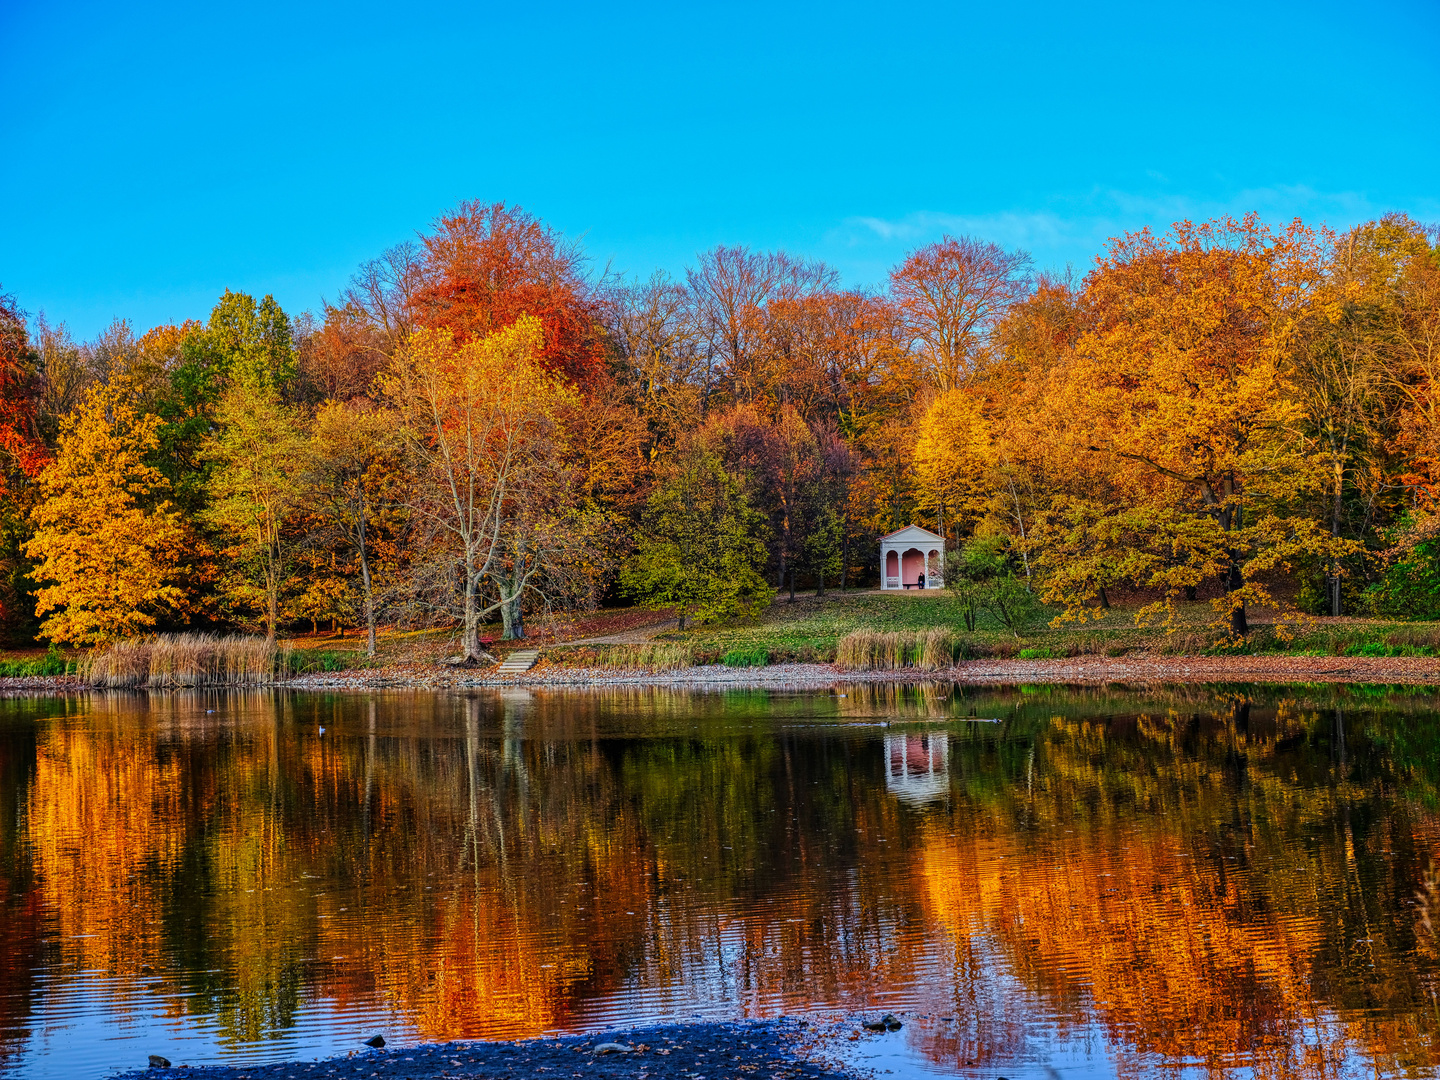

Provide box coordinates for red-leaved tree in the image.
[413,201,607,388]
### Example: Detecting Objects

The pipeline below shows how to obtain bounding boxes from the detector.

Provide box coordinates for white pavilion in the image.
[880,524,945,590]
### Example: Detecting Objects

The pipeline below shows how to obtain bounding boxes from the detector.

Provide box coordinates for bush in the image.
[1366,540,1440,620]
[1017,647,1053,659]
[0,645,74,677]
[288,650,359,674]
[721,647,770,667]
[945,535,1040,633]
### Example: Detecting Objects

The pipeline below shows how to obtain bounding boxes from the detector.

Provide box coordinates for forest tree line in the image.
[0,204,1436,654]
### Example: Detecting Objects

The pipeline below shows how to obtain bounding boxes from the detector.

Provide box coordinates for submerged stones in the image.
[365,1035,386,1047]
[147,1055,171,1069]
[860,1015,903,1032]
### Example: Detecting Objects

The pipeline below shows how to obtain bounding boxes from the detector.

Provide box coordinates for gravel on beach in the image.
[112,1020,862,1080]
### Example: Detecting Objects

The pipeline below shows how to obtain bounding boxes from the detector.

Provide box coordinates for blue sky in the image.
[3,0,1437,338]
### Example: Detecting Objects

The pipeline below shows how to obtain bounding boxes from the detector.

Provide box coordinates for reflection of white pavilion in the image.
[884,733,950,805]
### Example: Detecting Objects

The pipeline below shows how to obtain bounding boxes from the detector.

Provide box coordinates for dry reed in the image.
[553,643,693,671]
[835,628,958,671]
[83,633,291,688]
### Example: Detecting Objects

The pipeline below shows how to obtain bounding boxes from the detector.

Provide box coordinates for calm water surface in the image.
[1,684,1439,1078]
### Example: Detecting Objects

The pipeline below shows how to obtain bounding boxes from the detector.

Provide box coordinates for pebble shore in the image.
[276,653,1440,691]
[6,653,1440,697]
[111,1019,863,1080]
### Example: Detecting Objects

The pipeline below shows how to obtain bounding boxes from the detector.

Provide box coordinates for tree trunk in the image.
[1227,562,1247,637]
[1098,586,1110,610]
[500,534,526,640]
[1329,458,1344,616]
[788,566,797,602]
[1185,585,1198,602]
[840,522,849,592]
[361,556,376,658]
[358,507,377,658]
[463,567,482,659]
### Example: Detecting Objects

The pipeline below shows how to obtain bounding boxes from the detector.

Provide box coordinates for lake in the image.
[1,683,1438,1078]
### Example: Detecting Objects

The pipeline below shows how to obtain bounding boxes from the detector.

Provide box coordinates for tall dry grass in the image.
[83,633,292,688]
[549,643,694,671]
[835,627,958,671]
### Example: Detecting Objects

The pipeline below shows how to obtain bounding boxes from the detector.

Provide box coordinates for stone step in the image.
[496,649,540,674]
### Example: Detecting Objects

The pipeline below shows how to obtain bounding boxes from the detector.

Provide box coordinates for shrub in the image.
[721,647,769,667]
[1017,647,1053,660]
[1366,540,1440,620]
[288,650,358,674]
[0,645,75,677]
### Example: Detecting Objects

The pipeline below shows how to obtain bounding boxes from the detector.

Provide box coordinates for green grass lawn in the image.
[231,591,1440,675]
[659,589,1440,665]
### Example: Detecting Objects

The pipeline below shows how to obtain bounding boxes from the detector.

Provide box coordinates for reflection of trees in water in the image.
[2,686,1440,1072]
[915,699,1440,1076]
[0,700,45,1067]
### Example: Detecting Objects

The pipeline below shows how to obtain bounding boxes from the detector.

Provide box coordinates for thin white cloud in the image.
[829,184,1435,275]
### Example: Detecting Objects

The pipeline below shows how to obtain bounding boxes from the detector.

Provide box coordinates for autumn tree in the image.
[620,449,771,628]
[685,246,835,410]
[26,385,191,644]
[1290,217,1416,613]
[1038,216,1352,635]
[890,236,1032,390]
[385,316,576,654]
[0,289,47,483]
[34,315,91,443]
[336,241,424,357]
[414,201,606,388]
[606,272,704,460]
[203,373,308,640]
[913,387,995,543]
[302,401,406,655]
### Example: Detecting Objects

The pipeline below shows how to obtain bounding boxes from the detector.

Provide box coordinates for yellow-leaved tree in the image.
[913,387,994,541]
[26,385,191,644]
[384,314,578,655]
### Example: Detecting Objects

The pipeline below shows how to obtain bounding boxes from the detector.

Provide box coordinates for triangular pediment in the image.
[880,524,944,544]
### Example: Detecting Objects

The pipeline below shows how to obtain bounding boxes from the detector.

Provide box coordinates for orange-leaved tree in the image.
[913,387,995,545]
[26,385,191,644]
[302,400,407,656]
[1038,216,1353,635]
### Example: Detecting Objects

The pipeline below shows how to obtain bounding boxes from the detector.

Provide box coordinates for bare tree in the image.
[605,272,704,459]
[890,235,1033,389]
[339,241,426,356]
[685,246,836,408]
[33,314,91,440]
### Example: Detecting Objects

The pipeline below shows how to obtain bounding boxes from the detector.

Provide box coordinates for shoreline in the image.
[112,1018,865,1080]
[11,653,1440,695]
